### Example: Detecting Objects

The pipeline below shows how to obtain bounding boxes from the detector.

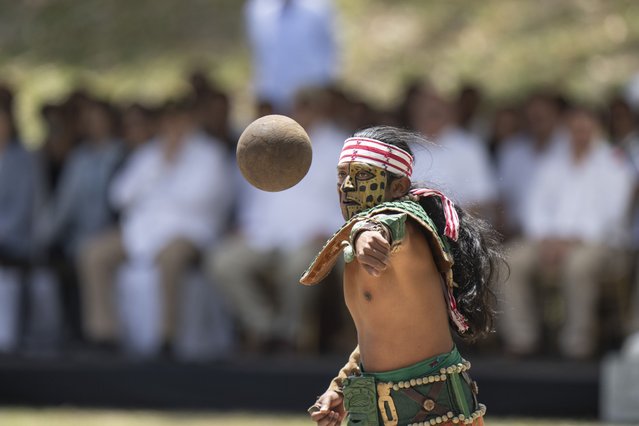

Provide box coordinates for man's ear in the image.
[390,176,411,198]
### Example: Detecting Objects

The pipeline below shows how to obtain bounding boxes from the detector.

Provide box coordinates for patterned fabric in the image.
[342,346,485,426]
[300,200,453,287]
[409,188,459,241]
[301,198,472,333]
[339,137,414,178]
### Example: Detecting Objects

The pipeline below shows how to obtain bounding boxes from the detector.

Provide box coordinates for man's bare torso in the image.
[344,220,453,372]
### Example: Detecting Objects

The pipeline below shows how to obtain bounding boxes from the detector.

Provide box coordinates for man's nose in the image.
[341,175,355,192]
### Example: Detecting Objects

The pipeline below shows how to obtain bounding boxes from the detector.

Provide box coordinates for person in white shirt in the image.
[207,89,346,351]
[499,107,634,359]
[408,90,497,214]
[609,96,639,356]
[497,92,569,238]
[245,0,338,113]
[79,100,231,347]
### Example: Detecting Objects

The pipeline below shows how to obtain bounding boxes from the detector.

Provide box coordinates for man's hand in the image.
[355,230,391,277]
[308,390,345,425]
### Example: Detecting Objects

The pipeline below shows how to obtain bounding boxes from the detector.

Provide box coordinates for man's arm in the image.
[309,346,360,425]
[348,213,407,277]
[328,345,361,394]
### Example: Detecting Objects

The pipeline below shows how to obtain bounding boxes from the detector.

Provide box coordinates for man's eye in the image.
[337,171,347,179]
[356,171,374,180]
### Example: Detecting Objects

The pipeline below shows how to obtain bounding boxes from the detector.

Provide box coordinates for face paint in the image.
[337,162,388,220]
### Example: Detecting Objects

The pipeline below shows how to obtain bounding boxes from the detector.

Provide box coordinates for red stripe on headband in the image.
[342,143,413,174]
[339,137,414,178]
[343,137,413,162]
[339,152,408,176]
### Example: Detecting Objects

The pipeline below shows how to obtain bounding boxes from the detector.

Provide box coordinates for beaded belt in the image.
[343,358,485,426]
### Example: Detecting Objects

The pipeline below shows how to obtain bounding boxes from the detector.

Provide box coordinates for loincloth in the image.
[342,347,485,426]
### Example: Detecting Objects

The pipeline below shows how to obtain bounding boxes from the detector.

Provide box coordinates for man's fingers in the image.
[319,397,331,412]
[311,411,330,422]
[370,235,391,251]
[362,245,389,264]
[359,254,388,272]
[331,393,344,413]
[328,411,340,426]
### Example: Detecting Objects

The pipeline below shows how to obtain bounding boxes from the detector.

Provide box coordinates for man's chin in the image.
[342,206,363,220]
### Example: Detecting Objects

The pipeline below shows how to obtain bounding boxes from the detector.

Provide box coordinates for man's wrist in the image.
[349,219,391,247]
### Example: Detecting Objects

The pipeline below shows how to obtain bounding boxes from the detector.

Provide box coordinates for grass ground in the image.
[0,408,632,426]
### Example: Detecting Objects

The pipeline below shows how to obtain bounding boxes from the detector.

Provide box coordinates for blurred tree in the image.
[0,0,638,143]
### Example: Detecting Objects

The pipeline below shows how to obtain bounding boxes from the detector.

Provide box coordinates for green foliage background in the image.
[1,0,638,144]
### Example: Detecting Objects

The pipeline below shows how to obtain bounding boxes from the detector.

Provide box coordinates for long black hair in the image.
[353,126,505,341]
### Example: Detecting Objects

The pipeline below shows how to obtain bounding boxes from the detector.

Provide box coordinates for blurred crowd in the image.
[1,73,639,363]
[1,0,639,363]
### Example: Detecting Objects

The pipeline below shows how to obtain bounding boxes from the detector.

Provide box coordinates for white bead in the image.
[416,378,423,385]
[410,379,417,386]
[440,374,446,381]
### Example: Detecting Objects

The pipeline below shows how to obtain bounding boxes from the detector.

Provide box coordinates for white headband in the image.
[338,137,414,178]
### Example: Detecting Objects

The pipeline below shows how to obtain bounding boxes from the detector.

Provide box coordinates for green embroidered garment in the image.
[300,200,454,288]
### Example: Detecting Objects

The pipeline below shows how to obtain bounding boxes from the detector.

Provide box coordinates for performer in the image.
[304,126,503,425]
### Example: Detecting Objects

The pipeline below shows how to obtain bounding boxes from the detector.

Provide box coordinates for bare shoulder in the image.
[401,219,434,256]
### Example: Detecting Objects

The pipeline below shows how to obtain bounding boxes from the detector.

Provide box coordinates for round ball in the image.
[236,114,312,192]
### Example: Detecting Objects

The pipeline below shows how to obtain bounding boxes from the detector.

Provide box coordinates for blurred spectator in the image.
[323,85,349,132]
[496,92,569,238]
[0,100,39,353]
[188,69,217,100]
[121,104,158,151]
[0,84,17,138]
[39,99,124,258]
[194,90,237,152]
[606,96,639,248]
[245,0,338,112]
[485,105,521,163]
[0,103,36,263]
[255,99,275,118]
[396,78,433,129]
[498,107,634,359]
[345,95,377,133]
[35,98,124,344]
[454,83,487,139]
[79,99,231,349]
[207,88,345,352]
[610,96,639,350]
[39,102,81,193]
[407,89,497,214]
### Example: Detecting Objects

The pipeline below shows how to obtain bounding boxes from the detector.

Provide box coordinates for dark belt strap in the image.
[400,381,451,423]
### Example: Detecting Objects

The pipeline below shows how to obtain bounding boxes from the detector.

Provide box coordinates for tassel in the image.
[409,188,459,241]
[446,285,469,333]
